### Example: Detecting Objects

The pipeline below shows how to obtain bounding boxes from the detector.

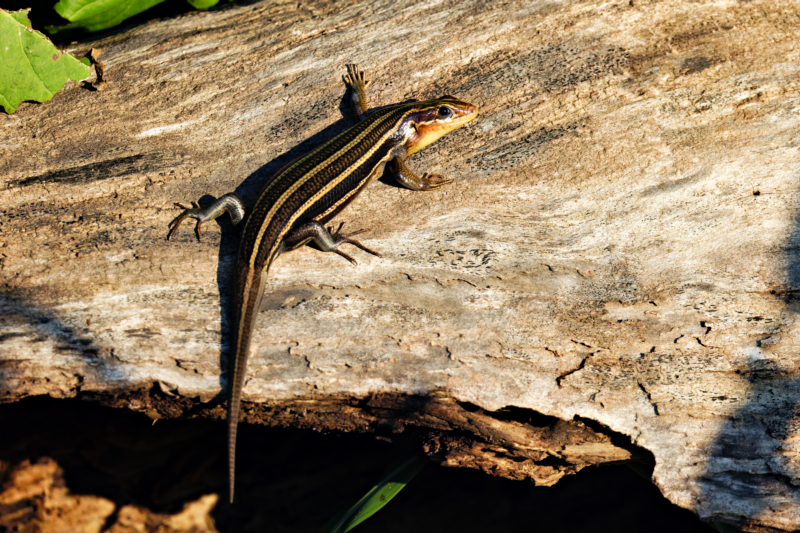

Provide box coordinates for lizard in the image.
[167,64,478,502]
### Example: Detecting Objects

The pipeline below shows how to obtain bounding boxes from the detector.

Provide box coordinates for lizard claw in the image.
[343,64,371,91]
[418,173,453,191]
[167,202,205,242]
[329,222,382,259]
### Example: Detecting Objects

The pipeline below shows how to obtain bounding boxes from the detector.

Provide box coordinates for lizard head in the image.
[402,96,478,155]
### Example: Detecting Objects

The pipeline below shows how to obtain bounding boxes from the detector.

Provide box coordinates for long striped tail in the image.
[228,269,268,503]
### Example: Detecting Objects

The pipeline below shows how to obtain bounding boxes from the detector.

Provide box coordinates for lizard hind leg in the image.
[283,221,382,265]
[167,193,246,242]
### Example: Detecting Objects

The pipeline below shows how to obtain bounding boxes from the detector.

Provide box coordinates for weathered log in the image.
[2,0,799,530]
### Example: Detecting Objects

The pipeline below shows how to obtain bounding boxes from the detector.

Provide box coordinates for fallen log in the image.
[2,0,799,530]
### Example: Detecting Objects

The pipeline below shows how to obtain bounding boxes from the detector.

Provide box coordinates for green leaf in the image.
[52,0,167,33]
[8,9,31,25]
[0,8,91,114]
[320,456,428,533]
[185,0,219,9]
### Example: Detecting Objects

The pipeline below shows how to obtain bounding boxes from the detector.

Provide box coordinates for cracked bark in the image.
[636,381,659,417]
[2,0,800,531]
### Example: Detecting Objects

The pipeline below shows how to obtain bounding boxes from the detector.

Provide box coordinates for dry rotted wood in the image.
[2,0,800,530]
[0,458,219,533]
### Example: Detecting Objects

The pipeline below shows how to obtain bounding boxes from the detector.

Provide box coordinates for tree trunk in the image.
[2,0,799,530]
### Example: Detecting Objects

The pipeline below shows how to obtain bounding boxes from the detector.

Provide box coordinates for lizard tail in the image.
[228,269,268,503]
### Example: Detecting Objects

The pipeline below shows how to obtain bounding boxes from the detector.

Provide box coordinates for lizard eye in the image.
[438,106,452,117]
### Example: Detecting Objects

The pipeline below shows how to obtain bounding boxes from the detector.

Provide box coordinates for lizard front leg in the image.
[388,157,453,191]
[343,63,371,121]
[343,64,452,192]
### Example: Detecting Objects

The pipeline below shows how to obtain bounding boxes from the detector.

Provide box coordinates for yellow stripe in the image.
[246,100,444,279]
[234,106,426,352]
[249,118,388,270]
[249,107,419,272]
[264,115,410,265]
[313,166,378,222]
[248,98,457,218]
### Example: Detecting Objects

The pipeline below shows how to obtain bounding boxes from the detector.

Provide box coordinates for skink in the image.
[167,64,478,502]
